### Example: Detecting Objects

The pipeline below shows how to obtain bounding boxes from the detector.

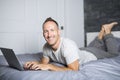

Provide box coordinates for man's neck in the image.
[52,38,61,51]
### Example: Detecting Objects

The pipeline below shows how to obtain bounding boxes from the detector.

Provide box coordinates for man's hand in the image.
[24,59,79,71]
[30,64,50,70]
[24,61,40,70]
[24,57,50,70]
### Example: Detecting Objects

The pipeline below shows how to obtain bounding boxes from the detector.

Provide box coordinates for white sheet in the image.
[86,31,120,46]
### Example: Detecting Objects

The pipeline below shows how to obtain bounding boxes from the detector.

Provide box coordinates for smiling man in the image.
[24,17,119,71]
[24,17,80,71]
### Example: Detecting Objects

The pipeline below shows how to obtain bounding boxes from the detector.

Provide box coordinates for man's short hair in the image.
[42,17,59,28]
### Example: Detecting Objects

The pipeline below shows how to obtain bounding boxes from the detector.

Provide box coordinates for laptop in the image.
[0,47,24,71]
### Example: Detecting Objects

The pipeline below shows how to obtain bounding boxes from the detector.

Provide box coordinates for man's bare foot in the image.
[102,22,118,35]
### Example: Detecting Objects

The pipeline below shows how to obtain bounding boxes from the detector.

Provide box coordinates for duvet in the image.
[0,52,120,80]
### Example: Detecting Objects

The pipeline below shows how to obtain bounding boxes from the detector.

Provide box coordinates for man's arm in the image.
[47,59,79,71]
[24,57,79,71]
[32,59,79,71]
[41,56,50,64]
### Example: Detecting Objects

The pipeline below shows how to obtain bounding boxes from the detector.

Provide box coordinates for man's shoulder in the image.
[61,37,77,47]
[62,37,76,44]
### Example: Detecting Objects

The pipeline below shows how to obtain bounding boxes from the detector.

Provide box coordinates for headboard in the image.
[84,0,120,46]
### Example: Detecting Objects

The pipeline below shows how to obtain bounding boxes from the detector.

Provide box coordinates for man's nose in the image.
[48,31,52,37]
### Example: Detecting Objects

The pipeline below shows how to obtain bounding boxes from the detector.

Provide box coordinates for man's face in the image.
[43,21,60,46]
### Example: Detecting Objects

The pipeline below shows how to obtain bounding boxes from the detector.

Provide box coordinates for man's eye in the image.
[44,31,48,33]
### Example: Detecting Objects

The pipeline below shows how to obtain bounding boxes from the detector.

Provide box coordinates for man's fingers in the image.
[35,67,41,70]
[24,62,35,69]
[30,64,42,70]
[30,64,37,69]
[24,62,30,69]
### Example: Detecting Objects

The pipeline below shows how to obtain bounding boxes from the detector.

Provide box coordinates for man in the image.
[24,17,119,71]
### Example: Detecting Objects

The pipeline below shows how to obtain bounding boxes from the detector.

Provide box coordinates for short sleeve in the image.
[63,39,79,64]
[43,43,49,59]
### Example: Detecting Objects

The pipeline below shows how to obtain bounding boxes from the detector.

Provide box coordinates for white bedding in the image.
[86,31,120,46]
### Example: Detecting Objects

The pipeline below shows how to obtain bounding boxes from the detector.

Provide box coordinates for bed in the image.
[0,51,120,80]
[0,29,120,80]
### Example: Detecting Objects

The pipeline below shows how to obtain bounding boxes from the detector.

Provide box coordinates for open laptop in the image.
[0,47,24,71]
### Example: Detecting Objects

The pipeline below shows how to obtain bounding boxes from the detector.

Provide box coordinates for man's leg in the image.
[88,26,106,51]
[103,22,119,55]
[82,27,112,58]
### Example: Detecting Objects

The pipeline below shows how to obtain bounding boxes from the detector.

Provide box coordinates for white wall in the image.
[65,0,84,48]
[0,0,84,54]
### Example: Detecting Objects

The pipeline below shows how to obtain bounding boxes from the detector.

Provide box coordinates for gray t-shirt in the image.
[43,38,97,65]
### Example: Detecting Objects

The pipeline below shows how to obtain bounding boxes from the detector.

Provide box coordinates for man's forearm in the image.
[47,64,73,71]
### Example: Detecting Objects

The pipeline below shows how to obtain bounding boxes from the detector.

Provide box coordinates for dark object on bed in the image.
[0,52,120,80]
[0,47,25,71]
